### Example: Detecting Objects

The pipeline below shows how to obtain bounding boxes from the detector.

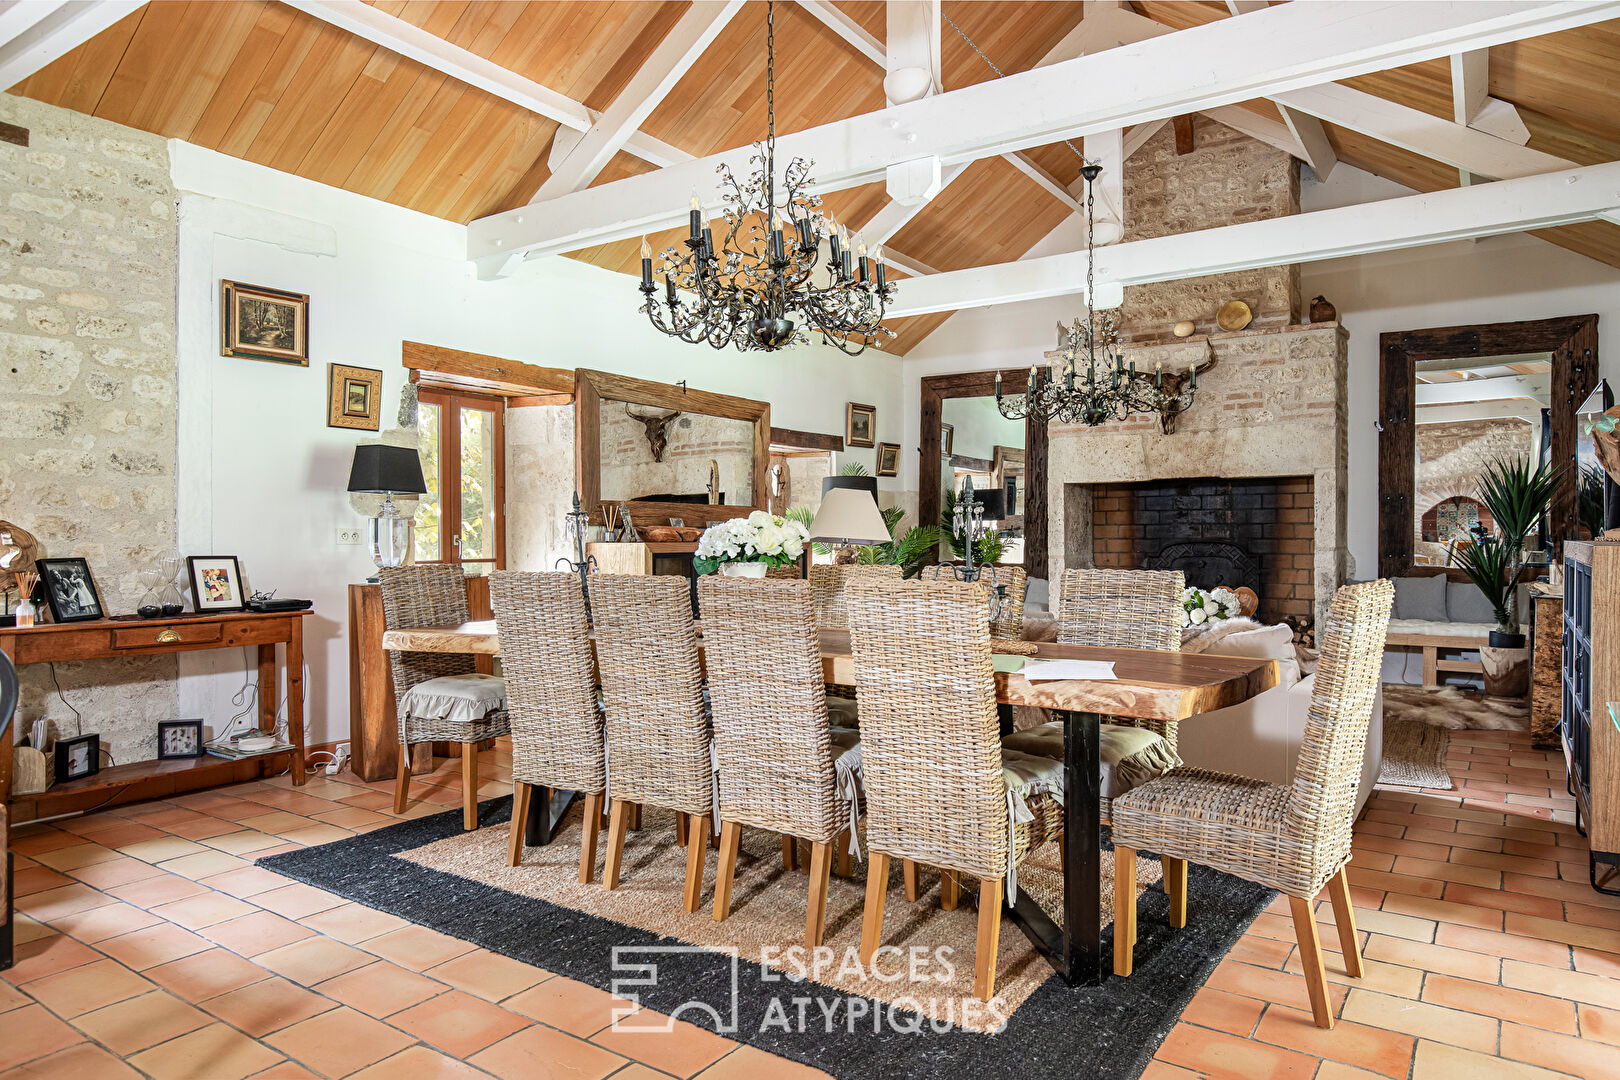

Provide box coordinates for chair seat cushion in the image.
[1000,721,1183,799]
[399,674,507,723]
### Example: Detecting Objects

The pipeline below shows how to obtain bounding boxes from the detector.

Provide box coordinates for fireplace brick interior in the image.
[1090,476,1315,626]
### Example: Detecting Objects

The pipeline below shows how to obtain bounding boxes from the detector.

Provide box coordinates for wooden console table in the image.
[1,611,310,823]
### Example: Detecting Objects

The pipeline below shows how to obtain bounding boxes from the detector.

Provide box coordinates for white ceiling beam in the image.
[1417,400,1543,425]
[885,158,1620,316]
[1123,120,1168,161]
[534,0,743,200]
[1278,105,1336,179]
[1451,50,1490,126]
[884,0,940,105]
[1225,1,1271,12]
[1004,152,1081,213]
[1415,373,1551,405]
[0,0,141,88]
[1201,105,1300,158]
[880,249,941,278]
[471,0,1620,267]
[795,0,884,66]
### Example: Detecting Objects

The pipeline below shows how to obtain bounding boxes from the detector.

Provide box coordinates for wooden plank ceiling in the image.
[11,1,1620,357]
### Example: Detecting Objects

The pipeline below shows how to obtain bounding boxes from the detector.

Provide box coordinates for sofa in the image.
[1380,573,1526,687]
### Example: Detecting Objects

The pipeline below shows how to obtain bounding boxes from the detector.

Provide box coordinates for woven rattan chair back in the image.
[1057,568,1184,650]
[698,577,840,843]
[590,574,712,817]
[846,579,1007,880]
[378,565,475,736]
[488,571,604,795]
[809,563,902,629]
[920,563,1027,638]
[1286,579,1394,865]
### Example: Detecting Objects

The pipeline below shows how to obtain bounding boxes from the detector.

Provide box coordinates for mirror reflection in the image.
[940,394,1026,564]
[598,398,755,507]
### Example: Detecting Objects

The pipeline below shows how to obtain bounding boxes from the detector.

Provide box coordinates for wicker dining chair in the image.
[590,574,714,912]
[489,571,606,882]
[1055,568,1185,747]
[919,563,1027,639]
[1111,579,1394,1029]
[380,565,510,831]
[809,563,902,630]
[698,576,862,947]
[846,578,1064,1001]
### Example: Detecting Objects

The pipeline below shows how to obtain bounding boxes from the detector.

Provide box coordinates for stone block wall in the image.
[1121,119,1300,341]
[0,93,178,765]
[1416,417,1537,522]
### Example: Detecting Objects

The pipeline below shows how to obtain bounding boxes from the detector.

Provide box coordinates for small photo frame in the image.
[187,555,246,613]
[327,364,382,431]
[941,423,955,457]
[846,402,876,448]
[876,442,900,477]
[668,517,686,527]
[222,280,309,366]
[54,733,101,782]
[158,719,205,760]
[37,557,103,623]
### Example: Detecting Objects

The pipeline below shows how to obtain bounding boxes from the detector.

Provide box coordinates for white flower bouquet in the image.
[1181,585,1240,628]
[693,511,810,575]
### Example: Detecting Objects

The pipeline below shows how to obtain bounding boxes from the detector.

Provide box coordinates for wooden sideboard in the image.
[1,610,310,823]
[1562,541,1620,892]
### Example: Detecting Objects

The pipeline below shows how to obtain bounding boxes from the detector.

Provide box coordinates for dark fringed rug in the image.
[260,797,1272,1080]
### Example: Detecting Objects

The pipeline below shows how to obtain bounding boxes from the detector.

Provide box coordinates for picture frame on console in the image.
[54,732,101,782]
[187,556,246,613]
[36,557,103,623]
[157,719,205,760]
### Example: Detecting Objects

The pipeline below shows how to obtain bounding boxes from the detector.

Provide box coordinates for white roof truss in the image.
[0,0,142,89]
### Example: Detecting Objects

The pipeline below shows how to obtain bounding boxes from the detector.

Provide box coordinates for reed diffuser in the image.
[14,570,39,627]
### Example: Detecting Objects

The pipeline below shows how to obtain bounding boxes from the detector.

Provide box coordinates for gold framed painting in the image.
[876,442,900,477]
[327,364,382,430]
[222,280,309,365]
[845,402,876,448]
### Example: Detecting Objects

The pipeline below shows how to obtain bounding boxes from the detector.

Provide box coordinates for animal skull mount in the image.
[626,404,682,462]
[1158,351,1218,435]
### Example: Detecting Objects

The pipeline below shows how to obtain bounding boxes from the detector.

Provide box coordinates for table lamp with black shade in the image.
[347,445,427,579]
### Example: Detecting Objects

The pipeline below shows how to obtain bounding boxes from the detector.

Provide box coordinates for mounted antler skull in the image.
[625,403,682,462]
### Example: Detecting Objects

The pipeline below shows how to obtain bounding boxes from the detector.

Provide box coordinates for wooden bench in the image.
[1385,631,1488,687]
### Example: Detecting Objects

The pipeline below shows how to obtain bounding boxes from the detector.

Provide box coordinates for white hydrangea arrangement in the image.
[692,511,810,574]
[1181,585,1240,628]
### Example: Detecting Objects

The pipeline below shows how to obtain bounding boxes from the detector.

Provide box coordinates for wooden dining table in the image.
[381,619,1278,986]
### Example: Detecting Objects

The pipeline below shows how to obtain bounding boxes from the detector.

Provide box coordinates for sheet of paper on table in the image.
[1020,659,1118,682]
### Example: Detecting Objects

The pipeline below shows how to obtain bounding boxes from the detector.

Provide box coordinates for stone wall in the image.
[0,93,178,764]
[599,407,755,507]
[506,403,575,571]
[1416,417,1537,522]
[1121,119,1300,341]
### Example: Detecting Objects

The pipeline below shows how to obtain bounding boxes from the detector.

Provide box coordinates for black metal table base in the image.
[523,787,579,846]
[1003,709,1104,986]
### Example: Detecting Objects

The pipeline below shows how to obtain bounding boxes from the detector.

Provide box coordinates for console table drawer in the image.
[112,623,224,649]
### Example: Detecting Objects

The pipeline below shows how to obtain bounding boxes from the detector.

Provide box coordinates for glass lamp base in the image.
[368,513,416,571]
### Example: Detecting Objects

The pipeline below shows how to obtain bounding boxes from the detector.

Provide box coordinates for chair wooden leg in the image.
[627,802,641,831]
[782,833,798,872]
[675,811,689,847]
[859,851,891,964]
[1289,893,1335,1029]
[836,828,853,878]
[710,822,719,849]
[393,742,412,814]
[1164,857,1188,929]
[974,876,1004,1001]
[603,800,630,890]
[1326,866,1365,979]
[461,743,479,831]
[712,821,742,922]
[903,858,920,902]
[578,792,603,884]
[1114,846,1137,977]
[940,868,960,911]
[806,840,833,948]
[507,782,532,867]
[682,814,710,913]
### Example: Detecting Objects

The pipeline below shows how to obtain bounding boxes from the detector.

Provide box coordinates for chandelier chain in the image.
[765,0,776,224]
[942,8,1085,166]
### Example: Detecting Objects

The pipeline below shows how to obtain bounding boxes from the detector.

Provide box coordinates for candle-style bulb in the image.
[691,193,700,212]
[640,236,650,259]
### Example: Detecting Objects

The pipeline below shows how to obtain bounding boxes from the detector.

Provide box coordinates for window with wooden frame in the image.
[414,388,506,574]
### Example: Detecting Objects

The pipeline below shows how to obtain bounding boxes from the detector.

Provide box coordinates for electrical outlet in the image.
[336,527,363,546]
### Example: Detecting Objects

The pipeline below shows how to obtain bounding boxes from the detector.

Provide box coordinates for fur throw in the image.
[1383,684,1528,731]
[1180,616,1266,653]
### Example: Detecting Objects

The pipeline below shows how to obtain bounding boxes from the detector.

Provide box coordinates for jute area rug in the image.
[261,797,1274,1080]
[1378,720,1454,789]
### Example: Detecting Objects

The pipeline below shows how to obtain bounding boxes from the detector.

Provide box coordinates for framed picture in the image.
[157,719,205,760]
[846,402,876,448]
[187,556,246,613]
[54,733,100,782]
[327,364,382,431]
[37,558,104,623]
[941,423,955,457]
[876,442,900,477]
[221,280,309,366]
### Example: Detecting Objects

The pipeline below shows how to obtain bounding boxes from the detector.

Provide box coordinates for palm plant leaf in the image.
[1455,537,1515,630]
[1476,456,1563,546]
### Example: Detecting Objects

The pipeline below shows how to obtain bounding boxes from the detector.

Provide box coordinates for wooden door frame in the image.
[920,371,1048,575]
[1377,313,1598,578]
[416,386,507,571]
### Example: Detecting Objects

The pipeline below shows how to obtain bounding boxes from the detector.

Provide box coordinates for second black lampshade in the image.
[347,444,427,495]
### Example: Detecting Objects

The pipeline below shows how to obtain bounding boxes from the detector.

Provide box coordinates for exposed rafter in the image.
[1004,152,1081,213]
[470,0,1620,270]
[1278,106,1336,179]
[1415,373,1551,406]
[1417,400,1545,426]
[795,0,884,66]
[0,0,141,89]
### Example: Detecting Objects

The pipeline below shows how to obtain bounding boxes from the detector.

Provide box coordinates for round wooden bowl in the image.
[1216,300,1252,332]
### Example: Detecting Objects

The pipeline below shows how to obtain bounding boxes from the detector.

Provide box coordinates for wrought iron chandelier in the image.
[637,0,896,354]
[995,165,1199,426]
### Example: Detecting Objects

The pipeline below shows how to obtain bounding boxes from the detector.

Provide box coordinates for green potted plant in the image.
[1454,455,1563,650]
[784,503,939,577]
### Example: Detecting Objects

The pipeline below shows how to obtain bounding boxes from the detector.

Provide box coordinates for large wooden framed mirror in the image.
[920,371,1048,575]
[1378,314,1599,578]
[575,369,769,528]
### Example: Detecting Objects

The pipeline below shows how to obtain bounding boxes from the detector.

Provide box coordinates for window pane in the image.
[460,406,496,561]
[415,402,442,562]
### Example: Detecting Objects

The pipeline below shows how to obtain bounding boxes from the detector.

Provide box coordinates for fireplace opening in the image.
[1091,476,1315,629]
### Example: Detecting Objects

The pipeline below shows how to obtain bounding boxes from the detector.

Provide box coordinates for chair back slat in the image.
[698,577,839,841]
[846,579,1007,878]
[809,564,902,629]
[378,565,476,722]
[1057,568,1184,650]
[920,563,1027,638]
[589,574,712,816]
[489,571,604,795]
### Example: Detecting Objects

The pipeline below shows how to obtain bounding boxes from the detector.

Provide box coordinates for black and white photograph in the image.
[37,557,104,623]
[158,718,206,759]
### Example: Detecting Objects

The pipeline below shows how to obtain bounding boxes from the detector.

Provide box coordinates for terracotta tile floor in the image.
[2,727,1617,1079]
